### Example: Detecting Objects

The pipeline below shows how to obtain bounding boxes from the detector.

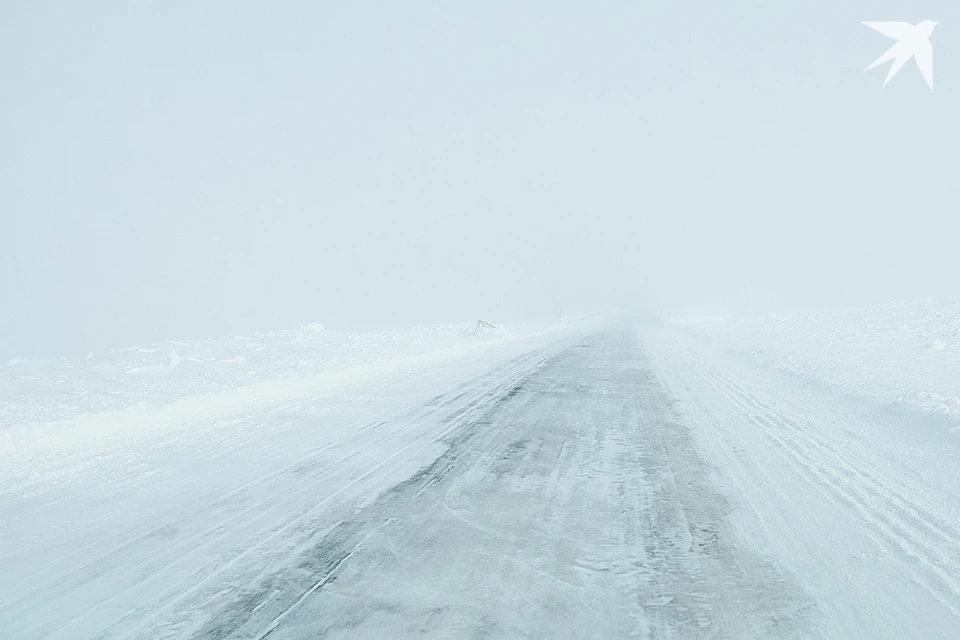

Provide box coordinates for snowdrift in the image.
[674,298,960,423]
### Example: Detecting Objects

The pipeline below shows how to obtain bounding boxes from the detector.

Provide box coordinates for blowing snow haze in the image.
[2,2,959,357]
[5,4,960,639]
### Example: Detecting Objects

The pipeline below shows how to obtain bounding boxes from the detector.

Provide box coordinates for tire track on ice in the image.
[667,338,960,619]
[116,339,578,640]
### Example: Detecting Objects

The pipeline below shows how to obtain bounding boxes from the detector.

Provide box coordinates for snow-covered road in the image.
[645,326,960,639]
[3,321,959,638]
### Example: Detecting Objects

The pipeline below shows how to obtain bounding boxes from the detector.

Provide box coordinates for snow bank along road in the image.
[2,321,959,638]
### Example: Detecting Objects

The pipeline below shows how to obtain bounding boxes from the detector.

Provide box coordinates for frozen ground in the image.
[674,298,960,422]
[1,321,519,427]
[2,310,960,639]
[0,320,537,468]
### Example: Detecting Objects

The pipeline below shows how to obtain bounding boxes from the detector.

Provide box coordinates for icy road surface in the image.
[2,323,960,638]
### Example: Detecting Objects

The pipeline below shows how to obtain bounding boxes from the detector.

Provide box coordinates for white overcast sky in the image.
[2,1,958,356]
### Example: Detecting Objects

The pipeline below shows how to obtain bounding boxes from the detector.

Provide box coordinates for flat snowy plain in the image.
[2,305,959,639]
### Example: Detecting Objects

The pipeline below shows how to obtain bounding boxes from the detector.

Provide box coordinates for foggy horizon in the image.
[4,2,959,358]
[6,5,960,639]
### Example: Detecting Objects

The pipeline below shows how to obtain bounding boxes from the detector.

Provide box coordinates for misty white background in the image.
[2,1,958,358]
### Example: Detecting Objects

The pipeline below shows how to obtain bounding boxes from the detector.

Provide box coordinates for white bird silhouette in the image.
[863,21,938,90]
